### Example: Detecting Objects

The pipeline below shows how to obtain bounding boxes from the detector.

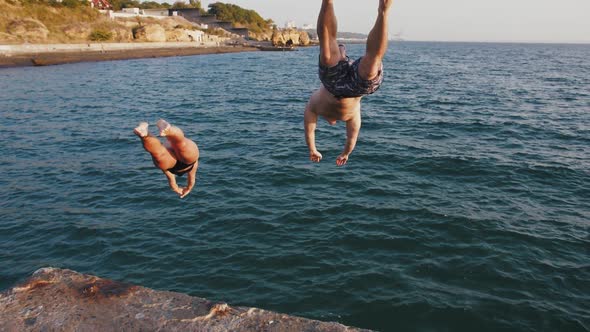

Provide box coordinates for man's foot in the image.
[134,122,149,138]
[379,0,393,13]
[157,119,171,137]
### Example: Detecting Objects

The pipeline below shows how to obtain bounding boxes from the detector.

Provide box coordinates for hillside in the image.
[0,0,224,44]
[0,0,105,43]
[0,0,309,46]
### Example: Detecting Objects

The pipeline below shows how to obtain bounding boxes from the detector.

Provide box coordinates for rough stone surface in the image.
[299,31,311,46]
[166,28,190,42]
[249,30,271,41]
[165,28,203,42]
[62,23,92,40]
[133,24,167,42]
[0,268,371,331]
[271,29,311,46]
[110,26,133,42]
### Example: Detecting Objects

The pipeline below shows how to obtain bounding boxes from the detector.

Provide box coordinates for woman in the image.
[134,119,199,198]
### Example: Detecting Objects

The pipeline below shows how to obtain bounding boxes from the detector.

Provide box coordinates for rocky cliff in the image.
[270,28,311,46]
[249,28,311,46]
[0,268,370,332]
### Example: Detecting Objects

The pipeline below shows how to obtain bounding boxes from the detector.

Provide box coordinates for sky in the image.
[199,0,590,43]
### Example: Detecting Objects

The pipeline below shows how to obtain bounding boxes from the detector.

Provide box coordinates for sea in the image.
[0,42,589,331]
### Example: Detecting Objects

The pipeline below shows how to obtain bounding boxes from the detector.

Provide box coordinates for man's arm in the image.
[180,163,198,199]
[164,170,183,196]
[304,103,323,163]
[336,112,361,166]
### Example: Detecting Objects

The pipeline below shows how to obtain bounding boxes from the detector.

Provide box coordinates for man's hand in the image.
[172,187,183,196]
[179,187,192,199]
[310,150,323,163]
[336,153,349,166]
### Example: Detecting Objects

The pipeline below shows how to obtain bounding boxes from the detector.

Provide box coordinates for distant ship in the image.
[392,30,405,42]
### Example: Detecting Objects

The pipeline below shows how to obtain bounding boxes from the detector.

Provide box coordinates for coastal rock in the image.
[119,20,141,29]
[0,268,371,332]
[249,30,271,42]
[109,26,133,42]
[62,23,92,41]
[7,18,49,42]
[299,31,311,46]
[133,24,166,42]
[165,28,204,42]
[158,16,194,30]
[271,28,311,46]
[271,30,287,46]
[166,28,191,42]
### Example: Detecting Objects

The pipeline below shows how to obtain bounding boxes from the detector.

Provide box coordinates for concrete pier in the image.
[0,43,258,67]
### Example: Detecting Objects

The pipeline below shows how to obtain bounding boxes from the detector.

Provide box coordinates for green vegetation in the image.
[139,1,170,9]
[207,2,272,33]
[170,0,206,13]
[89,28,112,41]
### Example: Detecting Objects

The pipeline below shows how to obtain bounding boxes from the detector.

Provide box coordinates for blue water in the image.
[0,42,589,331]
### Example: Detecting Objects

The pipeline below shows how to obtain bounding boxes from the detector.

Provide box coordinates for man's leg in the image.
[358,0,393,80]
[134,123,177,170]
[157,120,199,164]
[317,0,342,67]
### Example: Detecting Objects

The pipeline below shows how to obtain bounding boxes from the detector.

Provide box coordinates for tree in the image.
[188,0,201,9]
[139,1,169,9]
[207,2,269,32]
[171,1,189,9]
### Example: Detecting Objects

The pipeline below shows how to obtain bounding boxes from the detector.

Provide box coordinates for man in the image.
[134,119,199,198]
[305,0,393,166]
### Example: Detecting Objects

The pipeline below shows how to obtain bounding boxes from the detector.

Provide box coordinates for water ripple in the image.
[1,42,589,332]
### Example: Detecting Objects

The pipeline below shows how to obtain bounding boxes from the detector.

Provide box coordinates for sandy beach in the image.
[0,43,259,68]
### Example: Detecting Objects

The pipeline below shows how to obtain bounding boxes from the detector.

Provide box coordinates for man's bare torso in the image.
[308,85,362,122]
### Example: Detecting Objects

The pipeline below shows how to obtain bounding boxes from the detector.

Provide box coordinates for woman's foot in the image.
[134,122,149,138]
[157,119,171,137]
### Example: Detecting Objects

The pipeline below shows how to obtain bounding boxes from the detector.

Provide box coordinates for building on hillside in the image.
[229,28,249,38]
[105,7,172,20]
[169,8,249,39]
[142,9,169,17]
[122,7,140,15]
[89,0,112,10]
[284,20,296,29]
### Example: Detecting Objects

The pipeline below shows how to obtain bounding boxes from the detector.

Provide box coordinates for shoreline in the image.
[0,43,259,68]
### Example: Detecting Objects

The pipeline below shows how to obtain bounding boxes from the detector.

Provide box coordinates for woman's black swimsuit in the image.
[168,160,195,176]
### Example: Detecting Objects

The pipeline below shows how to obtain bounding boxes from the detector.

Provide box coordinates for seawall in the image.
[0,42,258,67]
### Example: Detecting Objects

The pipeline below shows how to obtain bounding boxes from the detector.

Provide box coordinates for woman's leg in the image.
[134,122,177,170]
[157,120,199,164]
